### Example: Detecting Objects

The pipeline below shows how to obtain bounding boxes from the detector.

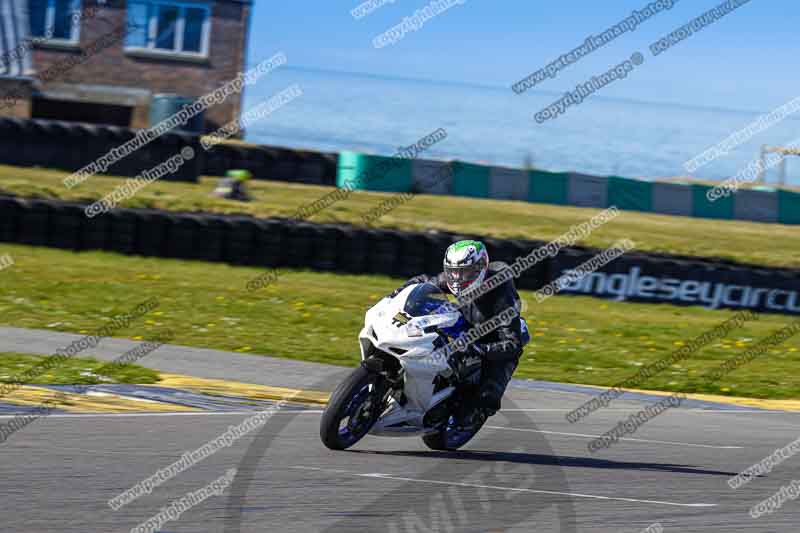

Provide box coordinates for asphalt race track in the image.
[1,327,799,532]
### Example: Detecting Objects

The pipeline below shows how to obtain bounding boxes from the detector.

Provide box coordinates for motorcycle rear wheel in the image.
[422,412,486,451]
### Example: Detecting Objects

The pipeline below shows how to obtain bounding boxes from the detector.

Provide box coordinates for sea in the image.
[241,65,800,187]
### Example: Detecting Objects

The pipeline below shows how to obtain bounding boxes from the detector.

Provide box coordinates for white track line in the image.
[292,466,716,508]
[485,425,743,449]
[501,408,790,414]
[0,410,325,419]
[0,408,789,419]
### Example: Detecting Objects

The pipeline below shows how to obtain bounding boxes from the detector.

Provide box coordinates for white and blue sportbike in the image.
[320,282,529,451]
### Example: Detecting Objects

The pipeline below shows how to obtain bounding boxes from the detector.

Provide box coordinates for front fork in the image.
[361,356,398,414]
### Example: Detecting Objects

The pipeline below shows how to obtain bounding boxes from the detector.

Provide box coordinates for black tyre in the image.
[320,366,384,450]
[422,413,486,451]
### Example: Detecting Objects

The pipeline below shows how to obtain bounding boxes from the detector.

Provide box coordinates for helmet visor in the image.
[444,262,484,290]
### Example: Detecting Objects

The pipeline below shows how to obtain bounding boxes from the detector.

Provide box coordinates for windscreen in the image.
[403,283,454,317]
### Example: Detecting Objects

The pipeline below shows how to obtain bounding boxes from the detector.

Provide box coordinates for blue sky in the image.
[245,0,796,113]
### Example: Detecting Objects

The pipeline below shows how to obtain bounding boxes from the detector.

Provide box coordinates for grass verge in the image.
[0,244,798,398]
[0,351,159,386]
[0,164,797,268]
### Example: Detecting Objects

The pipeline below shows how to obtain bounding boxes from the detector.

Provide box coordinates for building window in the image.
[29,0,82,43]
[126,0,210,57]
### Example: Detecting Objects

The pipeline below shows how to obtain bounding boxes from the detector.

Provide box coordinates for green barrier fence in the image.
[451,160,490,198]
[778,190,800,225]
[607,176,653,212]
[528,170,569,205]
[337,151,413,192]
[335,151,796,225]
[692,184,734,220]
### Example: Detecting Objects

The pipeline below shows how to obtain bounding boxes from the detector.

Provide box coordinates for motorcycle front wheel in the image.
[320,365,385,450]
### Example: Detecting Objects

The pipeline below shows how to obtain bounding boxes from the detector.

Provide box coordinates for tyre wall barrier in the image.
[0,117,338,186]
[0,117,200,182]
[0,195,797,316]
[200,143,337,185]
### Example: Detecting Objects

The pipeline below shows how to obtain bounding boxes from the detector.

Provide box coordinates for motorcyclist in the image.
[212,169,253,202]
[390,239,524,426]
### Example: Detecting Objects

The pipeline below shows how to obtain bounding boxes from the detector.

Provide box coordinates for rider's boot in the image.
[454,400,488,430]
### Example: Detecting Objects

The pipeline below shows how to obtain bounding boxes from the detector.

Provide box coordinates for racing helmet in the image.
[443,240,489,296]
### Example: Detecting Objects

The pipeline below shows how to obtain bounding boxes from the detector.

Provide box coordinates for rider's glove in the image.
[468,343,487,358]
[448,344,485,377]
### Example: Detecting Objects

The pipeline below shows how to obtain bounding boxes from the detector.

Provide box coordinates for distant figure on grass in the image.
[212,169,253,202]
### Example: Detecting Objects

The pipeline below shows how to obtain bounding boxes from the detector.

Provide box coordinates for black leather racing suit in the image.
[390,261,524,411]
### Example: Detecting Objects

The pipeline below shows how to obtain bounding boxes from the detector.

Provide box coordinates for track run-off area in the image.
[1,326,798,532]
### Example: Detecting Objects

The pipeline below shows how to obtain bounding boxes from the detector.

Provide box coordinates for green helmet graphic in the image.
[443,240,489,296]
